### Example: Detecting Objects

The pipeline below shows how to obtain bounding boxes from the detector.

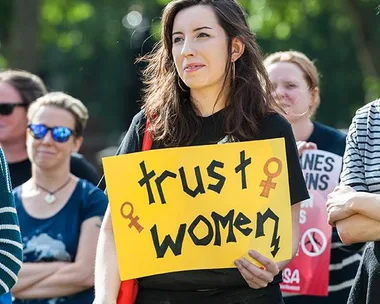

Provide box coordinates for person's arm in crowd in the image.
[345,192,380,221]
[326,113,375,244]
[12,262,68,294]
[13,216,102,299]
[94,206,120,304]
[277,201,300,269]
[335,214,380,245]
[328,186,380,223]
[0,203,23,295]
[327,186,380,244]
[0,149,23,295]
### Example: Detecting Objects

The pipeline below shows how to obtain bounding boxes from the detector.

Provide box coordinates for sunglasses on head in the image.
[28,124,75,143]
[0,103,28,116]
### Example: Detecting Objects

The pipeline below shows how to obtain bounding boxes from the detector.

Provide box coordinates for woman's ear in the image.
[310,87,320,110]
[231,37,245,62]
[72,136,83,153]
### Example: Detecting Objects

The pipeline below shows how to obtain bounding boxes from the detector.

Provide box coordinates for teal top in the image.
[0,148,22,295]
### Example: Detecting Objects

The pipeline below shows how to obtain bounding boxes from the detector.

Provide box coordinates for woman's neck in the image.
[291,118,315,142]
[32,165,72,189]
[190,85,228,117]
[0,138,28,163]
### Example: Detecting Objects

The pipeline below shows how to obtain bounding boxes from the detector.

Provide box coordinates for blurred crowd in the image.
[0,1,379,304]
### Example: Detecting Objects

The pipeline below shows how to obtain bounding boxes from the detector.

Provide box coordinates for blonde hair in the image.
[264,50,320,116]
[27,92,89,137]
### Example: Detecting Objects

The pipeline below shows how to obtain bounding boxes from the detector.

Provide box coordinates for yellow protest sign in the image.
[103,138,292,281]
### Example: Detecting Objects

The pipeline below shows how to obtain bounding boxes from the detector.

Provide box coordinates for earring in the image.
[232,61,236,83]
[177,77,188,92]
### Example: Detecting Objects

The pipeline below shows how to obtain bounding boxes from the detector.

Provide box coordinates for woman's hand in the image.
[326,186,357,226]
[297,141,317,157]
[234,250,279,289]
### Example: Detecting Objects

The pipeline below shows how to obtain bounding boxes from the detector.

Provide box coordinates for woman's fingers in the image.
[297,141,317,157]
[234,250,279,289]
[234,259,270,288]
[248,250,279,275]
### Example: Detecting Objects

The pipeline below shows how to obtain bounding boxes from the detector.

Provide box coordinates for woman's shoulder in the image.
[311,122,346,156]
[12,185,22,204]
[0,148,13,194]
[76,179,107,219]
[121,109,146,138]
[355,99,380,120]
[313,121,346,140]
[131,109,146,129]
[257,112,292,139]
[352,100,380,137]
[76,179,107,200]
[117,109,147,155]
[260,111,290,126]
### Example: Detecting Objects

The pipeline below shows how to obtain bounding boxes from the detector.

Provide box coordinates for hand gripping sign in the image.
[280,150,342,296]
[103,138,293,280]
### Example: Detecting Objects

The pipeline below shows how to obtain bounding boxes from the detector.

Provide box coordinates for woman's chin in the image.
[34,160,58,171]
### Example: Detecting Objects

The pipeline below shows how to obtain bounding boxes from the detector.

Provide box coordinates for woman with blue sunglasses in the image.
[11,92,107,304]
[0,70,99,188]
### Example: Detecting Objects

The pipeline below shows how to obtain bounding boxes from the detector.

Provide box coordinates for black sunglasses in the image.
[0,103,29,116]
[28,124,75,143]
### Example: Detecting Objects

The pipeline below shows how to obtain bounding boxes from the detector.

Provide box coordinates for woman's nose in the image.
[181,39,195,57]
[41,130,54,144]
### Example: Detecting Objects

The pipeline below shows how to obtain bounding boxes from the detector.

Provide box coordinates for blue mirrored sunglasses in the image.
[28,124,75,143]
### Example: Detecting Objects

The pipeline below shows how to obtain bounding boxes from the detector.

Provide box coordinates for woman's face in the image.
[267,62,316,124]
[27,106,82,171]
[0,81,28,144]
[171,5,229,93]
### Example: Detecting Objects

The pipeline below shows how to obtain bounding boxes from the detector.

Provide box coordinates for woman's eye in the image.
[173,37,183,44]
[286,84,296,88]
[197,32,210,38]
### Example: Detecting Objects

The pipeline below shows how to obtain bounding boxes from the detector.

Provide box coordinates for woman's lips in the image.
[184,64,205,73]
[37,151,55,156]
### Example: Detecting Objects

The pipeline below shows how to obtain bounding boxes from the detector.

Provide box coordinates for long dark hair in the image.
[140,0,279,147]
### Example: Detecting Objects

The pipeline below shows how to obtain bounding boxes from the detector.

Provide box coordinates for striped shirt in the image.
[340,99,380,304]
[0,149,22,295]
[341,99,380,191]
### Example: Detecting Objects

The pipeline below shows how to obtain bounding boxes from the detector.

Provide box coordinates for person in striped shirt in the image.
[264,51,362,303]
[327,99,380,304]
[0,148,22,302]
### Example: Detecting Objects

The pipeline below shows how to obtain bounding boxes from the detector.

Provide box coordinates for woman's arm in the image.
[12,262,67,295]
[326,186,380,224]
[0,198,23,294]
[349,192,380,221]
[277,202,300,270]
[0,148,23,294]
[94,206,120,304]
[14,216,102,299]
[336,214,380,245]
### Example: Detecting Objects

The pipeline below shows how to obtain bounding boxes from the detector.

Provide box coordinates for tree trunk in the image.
[345,0,380,101]
[5,0,42,73]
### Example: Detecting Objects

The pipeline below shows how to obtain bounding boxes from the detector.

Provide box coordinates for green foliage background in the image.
[0,0,379,163]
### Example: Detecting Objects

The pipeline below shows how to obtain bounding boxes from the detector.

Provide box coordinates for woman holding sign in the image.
[11,93,107,304]
[95,1,309,303]
[264,51,361,303]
